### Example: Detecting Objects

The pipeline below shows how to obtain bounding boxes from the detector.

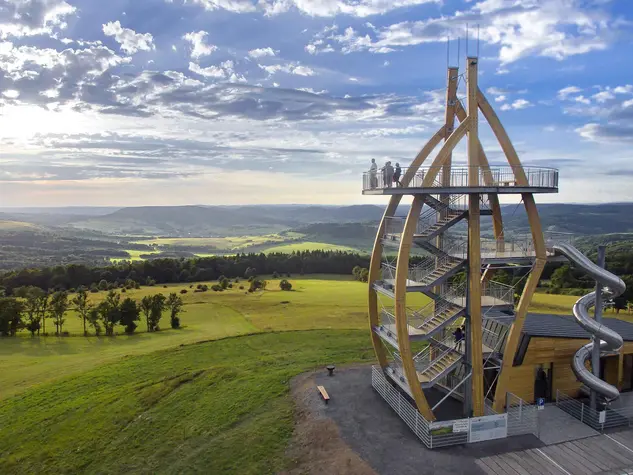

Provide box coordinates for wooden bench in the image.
[317,385,330,404]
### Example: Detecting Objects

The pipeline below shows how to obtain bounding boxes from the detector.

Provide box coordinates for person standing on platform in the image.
[369,159,378,189]
[394,162,402,187]
[453,326,464,352]
[384,161,394,188]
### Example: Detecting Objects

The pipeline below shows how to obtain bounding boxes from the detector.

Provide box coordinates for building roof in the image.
[520,313,633,342]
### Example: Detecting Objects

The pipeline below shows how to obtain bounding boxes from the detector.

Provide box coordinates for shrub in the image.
[180,289,188,294]
[248,276,254,283]
[228,283,233,288]
[98,279,108,290]
[196,284,203,290]
[234,278,240,284]
[286,273,291,278]
[272,271,280,278]
[249,278,267,292]
[189,284,194,288]
[135,283,141,289]
[279,279,292,291]
[200,284,209,292]
[163,285,168,288]
[146,278,156,287]
[90,287,99,293]
[194,289,203,293]
[211,284,222,292]
[122,288,127,293]
[62,331,70,337]
[239,285,244,290]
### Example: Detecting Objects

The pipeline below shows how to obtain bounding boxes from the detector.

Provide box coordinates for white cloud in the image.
[298,0,619,64]
[248,47,277,58]
[487,87,506,96]
[495,95,506,103]
[188,60,245,82]
[574,95,591,105]
[593,90,614,103]
[258,62,315,76]
[501,99,532,111]
[189,0,257,13]
[623,99,633,109]
[558,86,582,100]
[189,62,225,78]
[183,31,217,59]
[103,21,154,54]
[261,0,439,18]
[0,0,76,39]
[614,85,633,95]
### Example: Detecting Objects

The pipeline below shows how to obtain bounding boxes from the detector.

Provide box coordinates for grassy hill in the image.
[2,275,632,473]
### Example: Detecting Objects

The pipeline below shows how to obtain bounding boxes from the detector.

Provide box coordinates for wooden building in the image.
[488,313,633,404]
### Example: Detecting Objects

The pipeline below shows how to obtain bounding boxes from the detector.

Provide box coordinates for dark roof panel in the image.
[521,313,633,342]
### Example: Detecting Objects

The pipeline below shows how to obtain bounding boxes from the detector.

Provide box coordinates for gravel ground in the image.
[297,365,545,475]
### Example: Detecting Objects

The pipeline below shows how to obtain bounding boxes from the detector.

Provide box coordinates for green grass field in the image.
[132,233,304,251]
[2,276,630,474]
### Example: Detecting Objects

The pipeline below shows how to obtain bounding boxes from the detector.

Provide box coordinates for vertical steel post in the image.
[590,245,606,409]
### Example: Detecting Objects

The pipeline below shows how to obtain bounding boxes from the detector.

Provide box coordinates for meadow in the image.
[1,276,630,474]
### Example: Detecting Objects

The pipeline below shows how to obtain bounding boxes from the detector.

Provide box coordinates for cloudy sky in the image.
[0,0,631,207]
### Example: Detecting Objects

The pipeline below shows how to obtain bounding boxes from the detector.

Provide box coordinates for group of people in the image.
[368,159,402,189]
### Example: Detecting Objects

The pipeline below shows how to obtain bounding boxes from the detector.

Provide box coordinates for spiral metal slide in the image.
[552,242,626,402]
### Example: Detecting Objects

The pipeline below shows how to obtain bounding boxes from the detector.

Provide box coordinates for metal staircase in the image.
[414,332,465,388]
[375,193,518,405]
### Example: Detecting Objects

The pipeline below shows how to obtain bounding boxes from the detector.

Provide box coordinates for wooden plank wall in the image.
[504,337,633,403]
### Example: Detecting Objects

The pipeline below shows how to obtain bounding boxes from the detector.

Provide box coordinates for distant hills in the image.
[1,203,633,237]
[63,205,386,236]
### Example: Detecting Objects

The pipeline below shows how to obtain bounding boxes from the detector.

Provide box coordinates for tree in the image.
[36,293,49,335]
[88,307,102,335]
[72,289,94,336]
[279,279,292,291]
[148,293,166,331]
[49,291,69,335]
[119,297,140,334]
[249,278,267,292]
[0,297,24,336]
[98,290,121,336]
[98,279,108,291]
[23,287,45,336]
[166,293,184,329]
[140,295,153,332]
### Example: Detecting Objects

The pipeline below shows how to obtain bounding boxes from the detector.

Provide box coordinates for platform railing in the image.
[363,166,558,191]
[481,280,515,306]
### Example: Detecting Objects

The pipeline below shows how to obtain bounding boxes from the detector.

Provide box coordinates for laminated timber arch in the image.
[367,56,549,421]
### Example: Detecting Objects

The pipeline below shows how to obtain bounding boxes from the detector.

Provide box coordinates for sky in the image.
[0,0,632,207]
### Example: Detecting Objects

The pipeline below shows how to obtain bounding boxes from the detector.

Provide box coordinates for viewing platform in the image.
[362,165,558,195]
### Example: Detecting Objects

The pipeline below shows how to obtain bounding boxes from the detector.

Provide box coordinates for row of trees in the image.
[0,288,184,337]
[0,250,370,294]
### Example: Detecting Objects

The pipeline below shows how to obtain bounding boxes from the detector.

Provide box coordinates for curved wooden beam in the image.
[396,195,435,420]
[422,117,471,187]
[493,194,546,411]
[368,125,446,370]
[401,127,446,186]
[477,89,529,186]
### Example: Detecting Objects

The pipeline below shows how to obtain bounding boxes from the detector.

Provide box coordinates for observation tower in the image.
[363,55,560,420]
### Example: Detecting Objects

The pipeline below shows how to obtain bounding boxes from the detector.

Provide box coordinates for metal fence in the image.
[372,366,538,449]
[556,390,633,431]
[506,392,539,437]
[362,166,559,191]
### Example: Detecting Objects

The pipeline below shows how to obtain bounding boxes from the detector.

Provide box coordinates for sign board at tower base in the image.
[468,414,508,443]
